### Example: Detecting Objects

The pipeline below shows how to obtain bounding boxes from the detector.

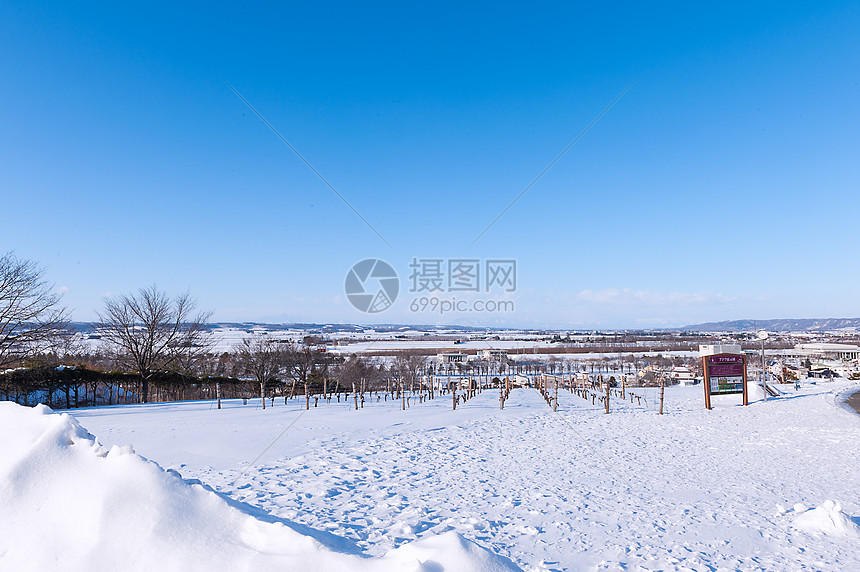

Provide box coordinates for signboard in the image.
[702,353,748,409]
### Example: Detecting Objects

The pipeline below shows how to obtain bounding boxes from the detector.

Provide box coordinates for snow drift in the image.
[793,500,860,538]
[0,402,520,572]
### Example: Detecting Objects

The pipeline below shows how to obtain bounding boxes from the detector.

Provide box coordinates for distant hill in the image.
[679,318,860,333]
[68,322,496,334]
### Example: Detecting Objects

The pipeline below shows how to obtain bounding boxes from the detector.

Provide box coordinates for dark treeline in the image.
[0,363,244,409]
[0,340,440,410]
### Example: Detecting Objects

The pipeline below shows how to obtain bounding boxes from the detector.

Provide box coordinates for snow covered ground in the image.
[4,380,860,571]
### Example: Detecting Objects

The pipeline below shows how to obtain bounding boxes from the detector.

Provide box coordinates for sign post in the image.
[702,353,748,410]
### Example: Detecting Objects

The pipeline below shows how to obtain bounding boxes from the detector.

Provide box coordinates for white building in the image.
[670,366,697,385]
[481,349,508,360]
[790,343,860,362]
[437,353,467,364]
[699,343,742,357]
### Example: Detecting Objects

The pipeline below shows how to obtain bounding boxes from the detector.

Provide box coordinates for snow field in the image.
[0,402,519,572]
[6,379,860,571]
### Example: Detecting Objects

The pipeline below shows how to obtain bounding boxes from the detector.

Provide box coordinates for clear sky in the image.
[2,1,859,328]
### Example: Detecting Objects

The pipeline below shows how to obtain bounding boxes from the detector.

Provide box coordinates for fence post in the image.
[604,375,610,414]
[659,377,665,415]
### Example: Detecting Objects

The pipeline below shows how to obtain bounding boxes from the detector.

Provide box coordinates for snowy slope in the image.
[0,402,519,572]
[8,379,860,571]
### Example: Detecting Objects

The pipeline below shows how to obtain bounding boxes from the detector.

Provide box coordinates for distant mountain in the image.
[679,318,860,333]
[69,322,498,334]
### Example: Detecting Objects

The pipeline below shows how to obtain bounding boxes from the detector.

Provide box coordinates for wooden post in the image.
[604,375,610,414]
[659,376,665,415]
[451,381,457,410]
[553,377,558,412]
[499,376,504,410]
[352,381,358,411]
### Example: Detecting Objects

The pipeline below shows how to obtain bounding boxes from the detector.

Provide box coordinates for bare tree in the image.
[335,354,369,407]
[394,352,426,396]
[0,252,69,367]
[284,342,320,410]
[98,285,211,403]
[235,335,285,410]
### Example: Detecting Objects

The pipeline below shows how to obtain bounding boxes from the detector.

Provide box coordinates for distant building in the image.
[511,374,530,387]
[481,349,508,360]
[669,365,696,381]
[791,343,860,362]
[670,366,697,385]
[699,343,742,356]
[437,353,467,364]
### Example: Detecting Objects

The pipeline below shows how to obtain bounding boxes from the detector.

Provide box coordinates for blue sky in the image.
[2,1,859,328]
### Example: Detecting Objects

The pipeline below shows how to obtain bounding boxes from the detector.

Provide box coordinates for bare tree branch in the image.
[97,285,211,403]
[0,252,70,367]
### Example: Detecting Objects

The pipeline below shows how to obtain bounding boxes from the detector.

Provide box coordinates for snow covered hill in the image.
[3,380,860,571]
[0,402,519,572]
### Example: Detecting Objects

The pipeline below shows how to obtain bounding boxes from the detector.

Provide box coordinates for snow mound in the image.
[792,500,860,538]
[0,402,520,572]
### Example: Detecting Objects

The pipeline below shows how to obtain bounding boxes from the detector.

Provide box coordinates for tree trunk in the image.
[260,381,266,409]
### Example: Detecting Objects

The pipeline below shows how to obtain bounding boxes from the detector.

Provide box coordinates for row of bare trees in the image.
[235,336,323,409]
[0,251,436,407]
